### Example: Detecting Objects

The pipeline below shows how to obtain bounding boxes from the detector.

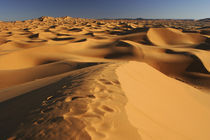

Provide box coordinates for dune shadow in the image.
[26,40,47,43]
[74,38,87,42]
[165,49,209,74]
[68,28,82,32]
[195,43,210,50]
[200,30,210,35]
[109,27,149,35]
[84,32,94,37]
[0,62,101,139]
[52,37,75,41]
[28,33,39,39]
[56,33,71,36]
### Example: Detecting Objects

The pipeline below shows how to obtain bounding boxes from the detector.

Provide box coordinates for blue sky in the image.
[0,0,209,21]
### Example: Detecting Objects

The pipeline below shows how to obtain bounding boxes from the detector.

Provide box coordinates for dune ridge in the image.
[0,17,210,140]
[116,61,210,140]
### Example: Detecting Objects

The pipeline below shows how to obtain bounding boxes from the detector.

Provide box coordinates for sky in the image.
[0,0,209,21]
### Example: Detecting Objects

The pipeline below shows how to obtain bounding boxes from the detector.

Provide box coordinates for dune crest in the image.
[116,61,210,140]
[147,28,206,46]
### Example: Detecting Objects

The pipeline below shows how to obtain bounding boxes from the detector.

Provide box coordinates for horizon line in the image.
[0,16,209,22]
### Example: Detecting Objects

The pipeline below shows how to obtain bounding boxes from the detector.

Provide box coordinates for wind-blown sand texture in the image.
[0,16,210,140]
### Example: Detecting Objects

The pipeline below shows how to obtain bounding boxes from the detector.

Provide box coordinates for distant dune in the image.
[198,18,210,22]
[0,16,210,140]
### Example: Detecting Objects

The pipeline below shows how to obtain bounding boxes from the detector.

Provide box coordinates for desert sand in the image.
[0,16,210,140]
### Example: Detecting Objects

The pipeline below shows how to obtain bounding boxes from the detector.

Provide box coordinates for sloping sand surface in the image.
[117,61,210,140]
[147,28,206,46]
[0,17,210,139]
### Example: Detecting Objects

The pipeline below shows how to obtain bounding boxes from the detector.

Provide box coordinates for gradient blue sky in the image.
[0,0,209,21]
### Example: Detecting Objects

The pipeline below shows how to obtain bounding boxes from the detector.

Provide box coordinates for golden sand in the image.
[0,17,210,140]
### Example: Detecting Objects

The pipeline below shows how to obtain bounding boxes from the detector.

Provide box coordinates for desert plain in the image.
[0,16,210,140]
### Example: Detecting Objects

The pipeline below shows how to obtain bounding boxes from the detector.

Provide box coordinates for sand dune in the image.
[0,17,210,140]
[117,61,210,140]
[147,28,206,46]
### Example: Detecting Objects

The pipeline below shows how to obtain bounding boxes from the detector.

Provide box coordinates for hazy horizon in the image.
[0,0,210,21]
[0,16,201,22]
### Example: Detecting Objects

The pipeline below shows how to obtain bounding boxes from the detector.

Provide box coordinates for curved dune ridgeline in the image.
[0,17,210,140]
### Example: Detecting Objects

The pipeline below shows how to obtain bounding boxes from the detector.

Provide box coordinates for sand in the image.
[0,16,210,140]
